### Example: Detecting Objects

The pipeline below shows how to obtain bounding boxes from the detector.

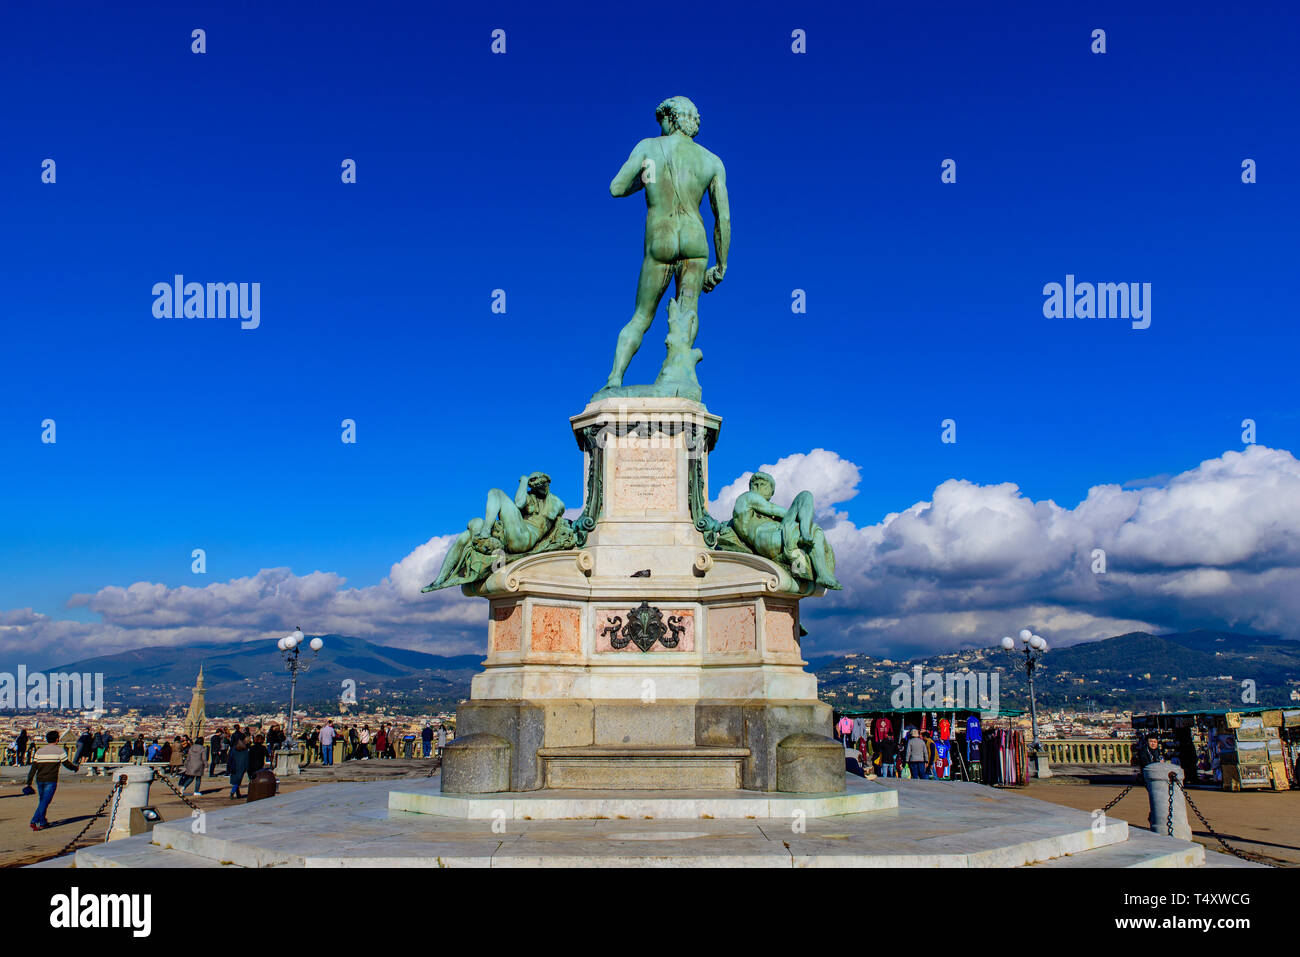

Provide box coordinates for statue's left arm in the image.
[609,141,649,198]
[703,160,730,291]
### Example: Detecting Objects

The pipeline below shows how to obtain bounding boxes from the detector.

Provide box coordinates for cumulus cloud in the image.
[711,448,861,522]
[799,444,1300,656]
[0,535,481,668]
[3,445,1299,666]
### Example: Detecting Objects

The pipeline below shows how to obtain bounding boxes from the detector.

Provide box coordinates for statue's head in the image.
[655,96,700,138]
[527,472,552,495]
[749,471,776,500]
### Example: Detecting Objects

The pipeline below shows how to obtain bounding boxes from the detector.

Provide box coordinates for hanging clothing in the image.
[935,740,951,779]
[939,718,951,741]
[872,717,892,742]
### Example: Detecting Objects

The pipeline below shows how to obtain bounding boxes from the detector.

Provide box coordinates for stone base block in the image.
[440,733,511,794]
[776,733,846,793]
[696,699,839,792]
[538,747,746,790]
[455,697,835,792]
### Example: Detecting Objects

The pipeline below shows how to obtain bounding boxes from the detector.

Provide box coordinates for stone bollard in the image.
[776,733,846,793]
[440,733,511,793]
[106,766,154,842]
[1143,761,1192,840]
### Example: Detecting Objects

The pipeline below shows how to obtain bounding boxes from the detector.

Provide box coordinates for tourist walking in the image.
[178,737,206,796]
[905,730,928,781]
[228,737,250,798]
[15,728,29,766]
[26,731,81,830]
[436,723,447,757]
[877,733,897,777]
[421,723,433,758]
[374,726,387,760]
[358,725,371,760]
[319,720,336,766]
[248,734,269,776]
[73,727,94,763]
[210,728,226,776]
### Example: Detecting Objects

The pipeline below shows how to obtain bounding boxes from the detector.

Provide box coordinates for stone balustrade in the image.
[1041,738,1132,765]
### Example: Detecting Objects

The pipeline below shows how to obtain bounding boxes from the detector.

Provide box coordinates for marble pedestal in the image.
[443,398,841,794]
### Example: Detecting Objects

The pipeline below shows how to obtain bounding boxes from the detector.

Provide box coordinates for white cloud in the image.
[3,445,1299,666]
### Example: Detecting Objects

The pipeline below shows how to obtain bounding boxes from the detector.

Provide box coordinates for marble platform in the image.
[389,774,895,820]
[62,773,1240,868]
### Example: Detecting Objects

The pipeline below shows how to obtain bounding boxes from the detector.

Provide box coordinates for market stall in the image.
[831,706,1029,786]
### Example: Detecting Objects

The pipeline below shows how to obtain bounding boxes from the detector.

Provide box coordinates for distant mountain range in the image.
[10,629,1299,715]
[10,635,483,713]
[814,630,1300,713]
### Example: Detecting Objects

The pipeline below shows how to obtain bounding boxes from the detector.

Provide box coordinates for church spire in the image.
[184,664,208,742]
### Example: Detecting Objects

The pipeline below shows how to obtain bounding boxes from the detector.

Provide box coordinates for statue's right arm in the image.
[752,498,787,520]
[704,159,730,290]
[609,142,648,198]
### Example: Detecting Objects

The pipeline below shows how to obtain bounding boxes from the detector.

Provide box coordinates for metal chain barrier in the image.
[56,775,124,858]
[1099,783,1137,813]
[156,771,203,812]
[1169,772,1261,864]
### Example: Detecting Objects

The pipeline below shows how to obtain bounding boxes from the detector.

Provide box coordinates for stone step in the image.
[73,833,236,868]
[536,746,748,789]
[390,774,896,820]
[1031,826,1207,868]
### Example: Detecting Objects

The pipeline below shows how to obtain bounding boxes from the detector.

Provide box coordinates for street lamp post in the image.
[1001,629,1049,752]
[277,627,323,754]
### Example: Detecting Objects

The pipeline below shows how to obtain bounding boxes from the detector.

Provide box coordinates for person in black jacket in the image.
[228,737,250,798]
[1135,733,1163,768]
[248,734,268,775]
[878,734,897,777]
[210,729,225,776]
[73,728,94,763]
[14,729,29,766]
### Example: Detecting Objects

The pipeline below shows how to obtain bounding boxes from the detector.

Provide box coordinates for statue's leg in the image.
[491,495,534,551]
[606,257,673,387]
[432,530,472,587]
[479,488,517,542]
[781,491,816,559]
[809,527,841,589]
[674,258,707,346]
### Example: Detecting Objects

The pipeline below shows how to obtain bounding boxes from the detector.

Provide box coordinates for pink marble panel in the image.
[707,604,756,653]
[491,602,521,653]
[765,604,798,655]
[530,605,581,654]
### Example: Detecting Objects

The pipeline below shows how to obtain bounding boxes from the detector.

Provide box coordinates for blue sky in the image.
[2,1,1298,663]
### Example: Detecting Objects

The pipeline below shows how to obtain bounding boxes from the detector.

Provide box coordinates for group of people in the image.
[23,728,208,831]
[15,716,455,827]
[836,714,980,781]
[320,721,448,762]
